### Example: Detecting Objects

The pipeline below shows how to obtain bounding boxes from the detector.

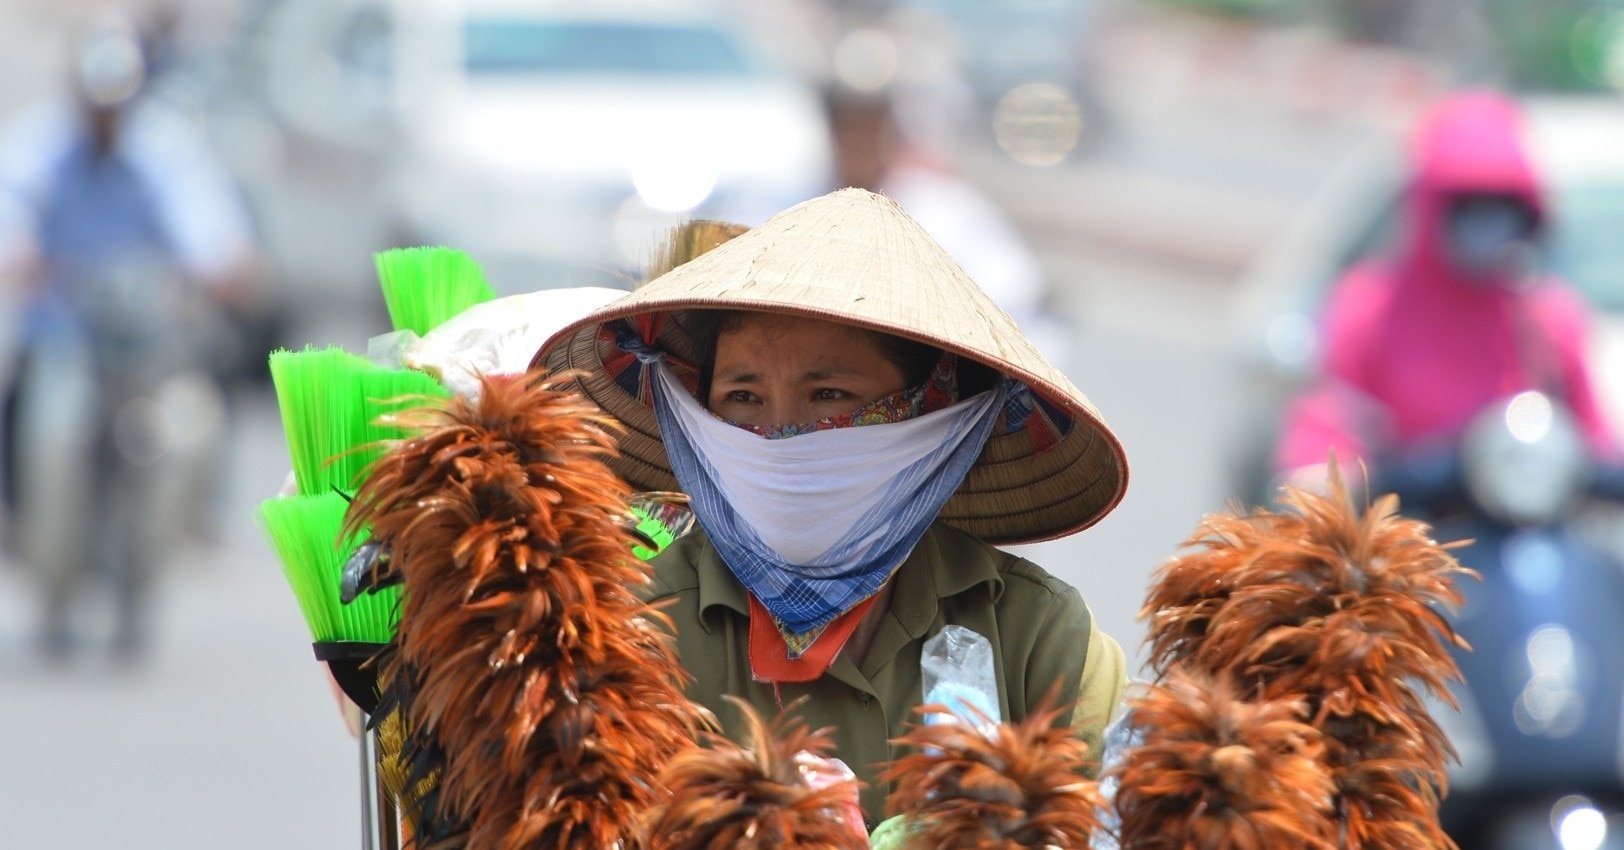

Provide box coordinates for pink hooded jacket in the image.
[1276,92,1618,472]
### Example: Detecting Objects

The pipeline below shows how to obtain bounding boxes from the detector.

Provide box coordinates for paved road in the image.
[0,390,360,848]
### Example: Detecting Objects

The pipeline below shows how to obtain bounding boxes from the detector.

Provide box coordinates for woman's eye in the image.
[725,390,760,404]
[812,388,850,402]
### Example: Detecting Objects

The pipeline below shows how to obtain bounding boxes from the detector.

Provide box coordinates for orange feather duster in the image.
[880,698,1104,850]
[344,373,708,849]
[1138,465,1476,849]
[1110,669,1336,850]
[645,697,869,850]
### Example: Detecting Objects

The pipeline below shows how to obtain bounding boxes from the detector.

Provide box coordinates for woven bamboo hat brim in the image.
[533,188,1128,544]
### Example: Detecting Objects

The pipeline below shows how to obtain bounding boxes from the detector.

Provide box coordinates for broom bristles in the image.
[341,368,452,488]
[270,347,370,495]
[269,347,449,496]
[258,492,400,644]
[375,246,498,337]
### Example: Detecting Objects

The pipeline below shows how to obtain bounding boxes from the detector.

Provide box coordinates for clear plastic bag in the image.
[367,329,420,371]
[401,288,625,398]
[793,751,865,841]
[920,625,1001,732]
[1088,684,1149,850]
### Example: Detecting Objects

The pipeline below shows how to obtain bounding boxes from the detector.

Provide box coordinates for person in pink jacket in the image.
[1275,90,1619,482]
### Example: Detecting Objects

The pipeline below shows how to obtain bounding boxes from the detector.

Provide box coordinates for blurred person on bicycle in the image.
[0,18,259,659]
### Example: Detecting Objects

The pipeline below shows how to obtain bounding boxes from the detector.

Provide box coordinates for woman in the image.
[537,188,1130,821]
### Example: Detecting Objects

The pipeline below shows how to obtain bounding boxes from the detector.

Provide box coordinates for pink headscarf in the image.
[1275,91,1618,472]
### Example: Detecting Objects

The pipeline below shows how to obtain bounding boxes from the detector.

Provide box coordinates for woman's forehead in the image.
[713,314,891,372]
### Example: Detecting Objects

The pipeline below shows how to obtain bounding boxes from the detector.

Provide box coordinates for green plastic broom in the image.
[261,247,688,850]
[374,246,497,338]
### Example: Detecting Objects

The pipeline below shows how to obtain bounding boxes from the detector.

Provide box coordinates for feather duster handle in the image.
[1138,462,1476,849]
[880,697,1104,850]
[646,697,869,850]
[345,373,708,850]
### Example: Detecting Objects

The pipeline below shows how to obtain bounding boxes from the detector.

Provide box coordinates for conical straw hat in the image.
[534,188,1128,544]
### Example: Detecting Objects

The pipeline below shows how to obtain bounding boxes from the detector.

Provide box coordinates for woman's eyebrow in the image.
[715,370,761,384]
[800,367,861,382]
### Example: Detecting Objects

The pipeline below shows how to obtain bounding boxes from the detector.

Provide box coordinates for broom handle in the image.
[360,713,380,850]
[357,714,404,850]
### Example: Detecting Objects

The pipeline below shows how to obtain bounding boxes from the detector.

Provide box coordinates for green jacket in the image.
[642,522,1128,822]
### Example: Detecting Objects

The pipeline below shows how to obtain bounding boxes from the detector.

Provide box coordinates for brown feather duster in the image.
[645,696,868,850]
[880,696,1104,850]
[644,221,751,282]
[1138,463,1476,849]
[1111,669,1337,850]
[345,373,709,850]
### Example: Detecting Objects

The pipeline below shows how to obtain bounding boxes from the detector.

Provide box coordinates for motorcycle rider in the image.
[0,21,258,659]
[1275,89,1624,848]
[1275,90,1620,482]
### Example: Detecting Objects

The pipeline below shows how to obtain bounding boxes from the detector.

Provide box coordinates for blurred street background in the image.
[1,0,1623,846]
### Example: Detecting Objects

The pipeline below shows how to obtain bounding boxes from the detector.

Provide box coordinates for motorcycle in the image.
[1372,391,1624,850]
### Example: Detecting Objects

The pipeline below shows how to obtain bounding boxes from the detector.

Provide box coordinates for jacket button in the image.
[856,691,871,703]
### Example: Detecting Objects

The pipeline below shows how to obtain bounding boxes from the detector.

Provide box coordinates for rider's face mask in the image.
[1444,193,1542,283]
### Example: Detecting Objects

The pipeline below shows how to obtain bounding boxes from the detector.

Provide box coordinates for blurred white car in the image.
[1224,95,1624,502]
[243,0,831,294]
